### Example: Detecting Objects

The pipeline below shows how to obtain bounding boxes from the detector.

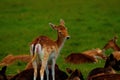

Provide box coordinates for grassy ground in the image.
[0,0,120,79]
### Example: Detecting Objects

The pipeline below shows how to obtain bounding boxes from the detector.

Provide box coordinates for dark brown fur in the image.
[89,74,120,80]
[87,54,120,80]
[10,64,68,80]
[0,66,7,80]
[65,53,96,64]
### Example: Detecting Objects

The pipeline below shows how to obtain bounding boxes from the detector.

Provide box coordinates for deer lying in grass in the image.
[88,73,120,80]
[30,19,70,80]
[87,54,120,80]
[103,36,120,60]
[65,48,106,64]
[0,54,34,70]
[103,36,120,51]
[0,54,31,66]
[65,53,96,64]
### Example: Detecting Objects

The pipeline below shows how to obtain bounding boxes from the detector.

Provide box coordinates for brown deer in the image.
[30,19,70,80]
[65,48,106,64]
[87,54,120,80]
[88,73,120,80]
[0,54,31,66]
[65,53,96,64]
[103,36,120,60]
[103,36,120,51]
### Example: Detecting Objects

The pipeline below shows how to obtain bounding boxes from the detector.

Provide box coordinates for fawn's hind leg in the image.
[32,60,37,80]
[40,54,49,80]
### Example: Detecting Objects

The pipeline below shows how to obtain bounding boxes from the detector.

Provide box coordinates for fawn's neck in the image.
[56,34,66,53]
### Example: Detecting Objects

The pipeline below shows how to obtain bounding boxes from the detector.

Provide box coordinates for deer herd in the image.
[0,19,120,80]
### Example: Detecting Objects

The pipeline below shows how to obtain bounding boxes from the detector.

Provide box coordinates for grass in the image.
[0,0,120,79]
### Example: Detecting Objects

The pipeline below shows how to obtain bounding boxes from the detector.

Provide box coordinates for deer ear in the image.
[49,23,57,30]
[66,68,73,74]
[113,36,118,42]
[1,66,7,74]
[109,54,114,60]
[60,19,65,26]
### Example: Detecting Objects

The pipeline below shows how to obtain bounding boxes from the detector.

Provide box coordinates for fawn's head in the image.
[103,36,118,50]
[66,68,84,80]
[49,19,70,39]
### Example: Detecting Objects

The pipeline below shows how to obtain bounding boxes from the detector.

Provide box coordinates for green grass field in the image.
[0,0,120,79]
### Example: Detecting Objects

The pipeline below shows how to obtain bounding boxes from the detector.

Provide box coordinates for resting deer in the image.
[103,36,120,60]
[0,54,31,66]
[65,48,106,64]
[103,36,120,51]
[30,19,70,80]
[87,54,120,80]
[89,74,120,80]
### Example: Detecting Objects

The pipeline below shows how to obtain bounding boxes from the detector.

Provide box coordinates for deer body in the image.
[87,54,120,80]
[83,48,106,62]
[30,19,70,80]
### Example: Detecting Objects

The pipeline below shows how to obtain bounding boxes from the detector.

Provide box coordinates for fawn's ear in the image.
[60,19,65,26]
[1,66,7,74]
[109,54,115,60]
[49,23,57,30]
[113,36,118,42]
[66,68,73,74]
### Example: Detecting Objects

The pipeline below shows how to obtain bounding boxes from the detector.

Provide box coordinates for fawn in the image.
[30,19,70,80]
